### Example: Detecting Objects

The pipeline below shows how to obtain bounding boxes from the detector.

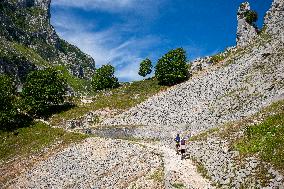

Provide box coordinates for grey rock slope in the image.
[6,138,163,189]
[102,0,284,136]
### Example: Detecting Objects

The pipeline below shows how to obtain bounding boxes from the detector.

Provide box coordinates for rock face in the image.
[236,2,258,47]
[0,0,95,90]
[189,46,237,74]
[264,0,284,40]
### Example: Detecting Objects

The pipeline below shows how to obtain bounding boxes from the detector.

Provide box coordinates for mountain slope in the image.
[0,0,95,92]
[102,0,284,136]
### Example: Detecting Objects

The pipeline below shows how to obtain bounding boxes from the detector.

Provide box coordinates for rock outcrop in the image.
[236,2,258,47]
[264,0,284,40]
[0,0,95,90]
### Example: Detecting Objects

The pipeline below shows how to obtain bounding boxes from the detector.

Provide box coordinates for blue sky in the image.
[51,0,273,81]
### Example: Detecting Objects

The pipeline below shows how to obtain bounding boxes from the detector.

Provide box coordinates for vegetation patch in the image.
[234,112,284,170]
[191,158,211,180]
[149,167,164,183]
[210,53,226,64]
[55,65,92,93]
[189,127,219,141]
[171,182,186,189]
[50,78,168,125]
[0,121,87,163]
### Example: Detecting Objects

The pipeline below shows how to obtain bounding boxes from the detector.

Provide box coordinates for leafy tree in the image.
[155,48,189,86]
[92,64,119,91]
[244,10,258,25]
[139,58,152,77]
[22,68,67,117]
[0,74,17,130]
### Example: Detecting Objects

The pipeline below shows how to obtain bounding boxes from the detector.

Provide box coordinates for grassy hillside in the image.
[50,78,168,125]
[0,122,87,163]
[192,99,284,174]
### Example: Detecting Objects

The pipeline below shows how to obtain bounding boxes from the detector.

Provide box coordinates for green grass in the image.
[55,65,92,93]
[189,127,219,141]
[235,112,284,170]
[171,182,185,188]
[0,122,87,162]
[50,78,168,125]
[189,100,284,183]
[12,42,49,67]
[217,100,284,173]
[149,168,164,182]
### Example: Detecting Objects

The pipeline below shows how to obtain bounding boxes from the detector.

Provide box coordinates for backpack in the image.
[175,136,180,143]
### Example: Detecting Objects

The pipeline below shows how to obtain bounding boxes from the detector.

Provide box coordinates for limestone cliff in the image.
[0,0,95,92]
[264,0,284,40]
[236,2,258,47]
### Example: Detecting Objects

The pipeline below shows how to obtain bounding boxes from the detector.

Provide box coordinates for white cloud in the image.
[52,0,134,10]
[51,0,164,16]
[52,10,161,81]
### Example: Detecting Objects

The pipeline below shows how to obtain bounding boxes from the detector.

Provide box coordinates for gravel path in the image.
[142,142,215,189]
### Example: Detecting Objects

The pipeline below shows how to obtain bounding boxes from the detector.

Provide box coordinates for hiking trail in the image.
[141,142,215,189]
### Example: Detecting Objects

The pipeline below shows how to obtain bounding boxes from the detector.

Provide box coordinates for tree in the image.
[22,68,67,117]
[139,58,152,77]
[92,64,119,91]
[244,10,258,25]
[0,74,17,130]
[155,48,189,86]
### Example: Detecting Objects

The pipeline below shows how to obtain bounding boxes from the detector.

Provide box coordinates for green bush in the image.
[0,74,17,130]
[22,68,67,117]
[92,64,119,91]
[210,54,225,64]
[155,48,188,86]
[244,10,258,25]
[139,58,152,77]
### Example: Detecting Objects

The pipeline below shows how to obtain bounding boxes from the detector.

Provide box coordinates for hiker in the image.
[174,134,181,154]
[180,138,186,160]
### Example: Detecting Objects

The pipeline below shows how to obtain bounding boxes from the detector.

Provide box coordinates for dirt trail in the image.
[141,142,215,189]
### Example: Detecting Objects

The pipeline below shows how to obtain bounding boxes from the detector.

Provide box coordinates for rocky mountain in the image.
[1,1,284,189]
[0,0,95,91]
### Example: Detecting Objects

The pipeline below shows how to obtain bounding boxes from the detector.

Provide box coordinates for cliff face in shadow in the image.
[0,0,95,92]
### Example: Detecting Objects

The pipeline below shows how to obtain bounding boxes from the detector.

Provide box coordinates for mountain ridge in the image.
[0,0,95,92]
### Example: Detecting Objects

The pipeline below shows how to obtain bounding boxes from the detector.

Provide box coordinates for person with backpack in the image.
[174,134,181,154]
[180,138,186,160]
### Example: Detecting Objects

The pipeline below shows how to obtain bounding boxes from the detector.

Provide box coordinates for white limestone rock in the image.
[236,2,258,47]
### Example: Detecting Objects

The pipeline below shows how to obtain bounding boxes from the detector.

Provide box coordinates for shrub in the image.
[0,74,17,130]
[244,10,258,25]
[22,68,67,117]
[210,54,225,64]
[138,58,152,77]
[155,48,188,86]
[92,64,119,91]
